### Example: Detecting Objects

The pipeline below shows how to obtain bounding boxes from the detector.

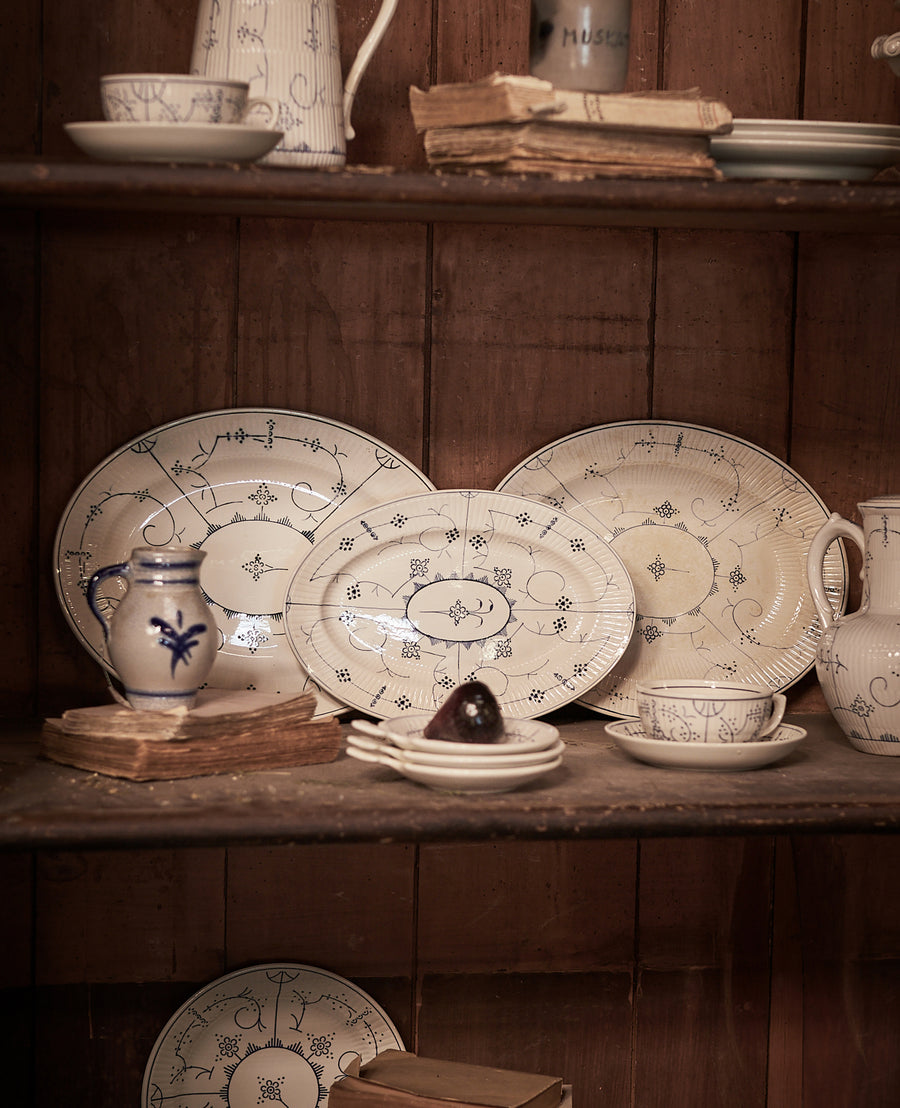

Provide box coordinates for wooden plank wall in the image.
[2,1,900,1105]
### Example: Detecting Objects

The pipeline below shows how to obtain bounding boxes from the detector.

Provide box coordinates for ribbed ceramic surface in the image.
[191,0,345,166]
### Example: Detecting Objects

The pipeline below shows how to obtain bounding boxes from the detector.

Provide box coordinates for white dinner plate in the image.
[141,963,404,1108]
[377,714,561,756]
[710,118,900,179]
[496,421,847,718]
[283,489,635,720]
[347,745,564,792]
[64,119,283,163]
[606,718,807,770]
[54,408,434,712]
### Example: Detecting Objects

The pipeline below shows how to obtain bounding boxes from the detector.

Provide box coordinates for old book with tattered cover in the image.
[328,1051,565,1108]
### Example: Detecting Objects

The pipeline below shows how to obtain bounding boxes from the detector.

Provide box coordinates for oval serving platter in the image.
[497,421,847,718]
[284,489,635,720]
[54,408,434,713]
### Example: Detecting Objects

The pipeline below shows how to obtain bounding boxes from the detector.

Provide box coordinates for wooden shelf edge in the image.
[2,159,900,231]
[1,714,898,850]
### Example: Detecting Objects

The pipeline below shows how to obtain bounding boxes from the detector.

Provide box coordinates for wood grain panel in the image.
[235,218,428,473]
[225,843,416,978]
[790,233,900,521]
[791,835,900,1108]
[43,1,197,158]
[0,851,32,988]
[341,0,432,169]
[433,0,530,85]
[416,971,633,1102]
[804,0,900,123]
[34,849,226,984]
[651,229,795,457]
[634,838,772,1107]
[38,212,236,711]
[428,223,654,489]
[663,0,803,117]
[1,0,40,155]
[0,214,38,714]
[766,837,804,1108]
[417,840,636,972]
[34,981,195,1108]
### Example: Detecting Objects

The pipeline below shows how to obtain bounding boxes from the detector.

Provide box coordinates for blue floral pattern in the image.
[497,421,847,718]
[55,410,433,710]
[284,489,635,719]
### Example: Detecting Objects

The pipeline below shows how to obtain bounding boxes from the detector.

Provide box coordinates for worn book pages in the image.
[328,1051,564,1108]
[423,121,714,168]
[410,72,733,135]
[41,689,341,780]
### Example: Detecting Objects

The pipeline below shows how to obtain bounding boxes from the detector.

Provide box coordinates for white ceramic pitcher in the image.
[807,496,900,755]
[191,0,398,167]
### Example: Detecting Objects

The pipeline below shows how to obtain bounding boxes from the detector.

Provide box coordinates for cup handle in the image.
[86,561,130,643]
[242,96,281,130]
[758,693,787,737]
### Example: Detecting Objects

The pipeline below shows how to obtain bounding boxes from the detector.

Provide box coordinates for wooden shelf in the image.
[2,713,897,851]
[2,158,900,231]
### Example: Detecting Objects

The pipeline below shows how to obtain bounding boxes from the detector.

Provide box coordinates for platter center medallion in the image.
[406,579,512,643]
[609,524,715,619]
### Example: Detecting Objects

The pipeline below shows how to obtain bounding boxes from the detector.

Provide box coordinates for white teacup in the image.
[636,681,787,744]
[100,73,279,128]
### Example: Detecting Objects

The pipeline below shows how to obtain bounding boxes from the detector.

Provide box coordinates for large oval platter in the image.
[142,962,404,1108]
[496,421,848,718]
[283,489,635,720]
[54,409,434,713]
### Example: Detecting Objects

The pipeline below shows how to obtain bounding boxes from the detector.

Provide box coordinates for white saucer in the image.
[606,718,806,770]
[64,120,283,164]
[381,715,561,755]
[346,745,563,793]
[347,731,566,768]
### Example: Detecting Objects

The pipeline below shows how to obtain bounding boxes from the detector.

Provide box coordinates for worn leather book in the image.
[41,689,342,780]
[327,1051,565,1108]
[422,120,718,178]
[410,72,733,135]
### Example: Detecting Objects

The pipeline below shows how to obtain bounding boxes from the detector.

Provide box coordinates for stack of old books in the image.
[409,72,733,180]
[41,688,342,780]
[328,1051,571,1108]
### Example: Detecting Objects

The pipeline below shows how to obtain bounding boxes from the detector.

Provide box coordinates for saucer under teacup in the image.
[606,718,806,771]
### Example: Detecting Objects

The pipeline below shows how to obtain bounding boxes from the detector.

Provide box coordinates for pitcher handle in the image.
[807,512,864,631]
[342,0,399,140]
[86,561,130,643]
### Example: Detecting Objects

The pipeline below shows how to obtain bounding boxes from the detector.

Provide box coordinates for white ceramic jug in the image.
[87,546,218,711]
[191,0,398,167]
[807,496,900,755]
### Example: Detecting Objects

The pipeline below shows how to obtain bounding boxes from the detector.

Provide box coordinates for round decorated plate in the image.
[54,409,433,712]
[283,489,635,720]
[141,962,404,1108]
[496,421,847,718]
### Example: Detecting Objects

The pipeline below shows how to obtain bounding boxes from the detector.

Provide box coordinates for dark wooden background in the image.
[2,1,900,1104]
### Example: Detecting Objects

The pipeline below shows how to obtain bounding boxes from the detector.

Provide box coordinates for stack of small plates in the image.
[347,716,564,793]
[710,118,900,180]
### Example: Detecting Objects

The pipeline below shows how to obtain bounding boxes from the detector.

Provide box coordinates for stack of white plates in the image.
[710,118,900,180]
[347,716,564,793]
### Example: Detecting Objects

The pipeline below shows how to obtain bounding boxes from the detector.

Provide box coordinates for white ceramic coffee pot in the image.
[191,0,398,167]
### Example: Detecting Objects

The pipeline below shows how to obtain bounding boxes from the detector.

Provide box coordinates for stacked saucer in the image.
[347,716,564,793]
